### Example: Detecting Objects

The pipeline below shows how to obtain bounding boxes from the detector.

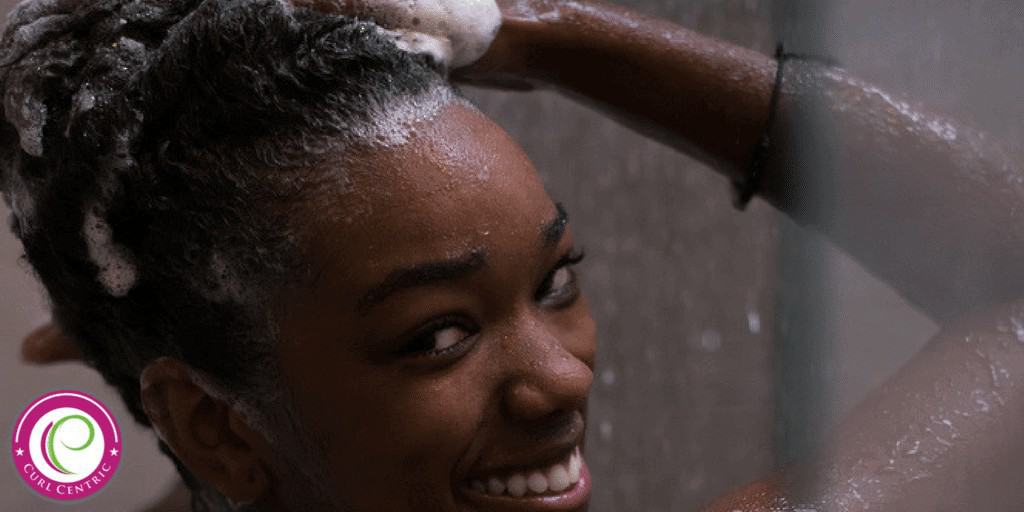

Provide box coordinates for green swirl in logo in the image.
[46,414,95,475]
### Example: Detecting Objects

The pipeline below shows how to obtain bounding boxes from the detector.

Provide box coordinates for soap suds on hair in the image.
[4,82,48,157]
[3,161,36,232]
[3,11,73,65]
[355,82,455,148]
[200,252,248,303]
[357,0,502,68]
[83,206,138,297]
[1,8,459,509]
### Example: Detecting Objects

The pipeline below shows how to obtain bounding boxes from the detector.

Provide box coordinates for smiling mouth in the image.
[466,447,584,498]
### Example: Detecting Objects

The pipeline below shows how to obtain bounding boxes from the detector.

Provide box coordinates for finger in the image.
[21,322,83,364]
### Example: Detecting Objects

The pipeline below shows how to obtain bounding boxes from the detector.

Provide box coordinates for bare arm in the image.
[700,301,1024,512]
[458,0,1024,321]
[458,6,1024,508]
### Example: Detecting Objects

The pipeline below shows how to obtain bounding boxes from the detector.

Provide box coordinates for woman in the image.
[4,0,1024,511]
[3,2,592,510]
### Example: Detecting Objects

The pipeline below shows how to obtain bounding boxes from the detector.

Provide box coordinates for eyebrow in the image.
[543,202,569,248]
[354,202,570,314]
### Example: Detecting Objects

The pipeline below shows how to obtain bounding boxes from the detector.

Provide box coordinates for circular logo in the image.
[10,390,121,501]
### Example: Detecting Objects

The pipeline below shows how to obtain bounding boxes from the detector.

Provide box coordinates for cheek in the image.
[318,368,490,509]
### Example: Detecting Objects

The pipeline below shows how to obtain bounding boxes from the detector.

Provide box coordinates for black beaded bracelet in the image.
[731,44,787,211]
[731,45,841,210]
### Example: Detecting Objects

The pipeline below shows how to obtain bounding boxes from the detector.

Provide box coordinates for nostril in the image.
[501,361,592,422]
[521,410,585,444]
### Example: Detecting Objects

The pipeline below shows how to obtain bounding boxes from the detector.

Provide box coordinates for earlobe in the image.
[140,358,272,504]
[21,322,82,364]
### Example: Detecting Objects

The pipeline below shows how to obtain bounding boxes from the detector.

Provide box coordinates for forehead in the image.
[299,102,558,300]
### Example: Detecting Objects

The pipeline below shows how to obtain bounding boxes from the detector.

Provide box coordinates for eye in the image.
[431,325,468,351]
[536,247,586,307]
[402,317,478,358]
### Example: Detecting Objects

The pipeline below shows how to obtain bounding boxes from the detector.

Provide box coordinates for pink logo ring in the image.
[10,390,122,501]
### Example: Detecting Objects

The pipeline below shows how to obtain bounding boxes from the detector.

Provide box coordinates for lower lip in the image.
[458,457,592,512]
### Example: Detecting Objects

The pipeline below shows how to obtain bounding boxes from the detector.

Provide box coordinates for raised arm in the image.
[458,0,1024,321]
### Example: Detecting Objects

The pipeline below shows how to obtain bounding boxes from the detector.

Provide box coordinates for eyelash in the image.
[402,247,587,359]
[535,247,586,306]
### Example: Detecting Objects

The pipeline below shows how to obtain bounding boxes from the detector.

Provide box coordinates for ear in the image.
[21,322,83,364]
[140,358,272,505]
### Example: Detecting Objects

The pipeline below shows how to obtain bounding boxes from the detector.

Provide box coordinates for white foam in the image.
[200,251,247,303]
[113,36,147,57]
[73,88,96,114]
[83,206,138,297]
[358,0,502,68]
[4,82,48,156]
[66,84,97,138]
[8,12,72,62]
[354,82,456,147]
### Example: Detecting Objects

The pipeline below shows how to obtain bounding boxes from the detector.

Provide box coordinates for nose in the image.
[500,312,594,423]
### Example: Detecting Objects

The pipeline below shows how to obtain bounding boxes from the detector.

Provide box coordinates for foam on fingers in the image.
[355,0,502,68]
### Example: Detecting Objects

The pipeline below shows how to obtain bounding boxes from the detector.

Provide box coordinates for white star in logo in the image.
[15,448,24,457]
[110,447,119,457]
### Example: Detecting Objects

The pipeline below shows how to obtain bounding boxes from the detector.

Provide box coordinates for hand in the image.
[291,0,559,90]
[451,0,567,90]
[21,322,82,364]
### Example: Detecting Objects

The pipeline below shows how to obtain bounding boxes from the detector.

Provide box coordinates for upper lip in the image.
[462,411,586,481]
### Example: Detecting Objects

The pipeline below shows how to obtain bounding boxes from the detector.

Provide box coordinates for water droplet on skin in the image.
[972,389,992,413]
[1011,317,1024,343]
[904,439,921,456]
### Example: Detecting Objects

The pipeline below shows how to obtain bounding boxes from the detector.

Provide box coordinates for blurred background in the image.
[3,0,1022,510]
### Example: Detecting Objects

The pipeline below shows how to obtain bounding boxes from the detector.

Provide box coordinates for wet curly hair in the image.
[0,0,450,509]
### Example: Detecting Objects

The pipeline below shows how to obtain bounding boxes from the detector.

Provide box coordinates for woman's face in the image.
[274,101,597,512]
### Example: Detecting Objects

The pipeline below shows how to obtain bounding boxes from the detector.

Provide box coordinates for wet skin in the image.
[40,1,1024,510]
[271,101,597,511]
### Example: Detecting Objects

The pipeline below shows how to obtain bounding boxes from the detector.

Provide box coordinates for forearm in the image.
[481,0,775,181]
[483,1,1024,321]
[760,61,1024,321]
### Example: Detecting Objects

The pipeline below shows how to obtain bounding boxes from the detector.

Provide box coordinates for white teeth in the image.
[568,450,582,484]
[548,464,571,492]
[507,474,527,497]
[527,471,549,494]
[486,477,506,496]
[469,448,586,498]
